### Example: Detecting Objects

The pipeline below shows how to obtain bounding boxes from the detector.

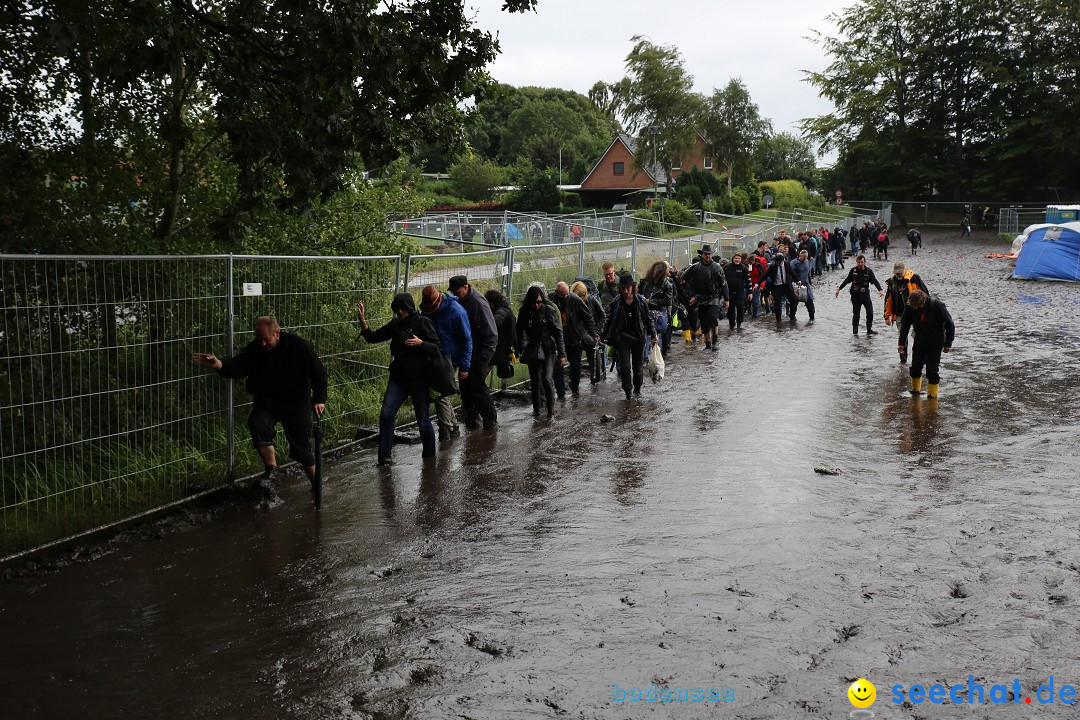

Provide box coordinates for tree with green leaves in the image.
[595,36,705,197]
[753,132,817,186]
[0,0,539,253]
[701,79,772,194]
[803,0,1080,201]
[449,155,505,202]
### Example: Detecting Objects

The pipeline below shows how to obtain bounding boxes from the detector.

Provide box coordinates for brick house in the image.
[577,133,719,208]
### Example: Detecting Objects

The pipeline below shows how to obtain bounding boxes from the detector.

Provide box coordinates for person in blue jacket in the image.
[419,285,473,443]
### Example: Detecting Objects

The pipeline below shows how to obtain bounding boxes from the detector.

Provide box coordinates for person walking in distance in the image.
[194,316,327,502]
[447,275,498,430]
[836,254,884,335]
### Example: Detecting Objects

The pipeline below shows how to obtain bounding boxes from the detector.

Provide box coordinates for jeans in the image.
[727,302,746,328]
[751,287,762,317]
[528,355,556,413]
[554,344,584,395]
[379,376,435,460]
[460,361,496,426]
[432,365,460,433]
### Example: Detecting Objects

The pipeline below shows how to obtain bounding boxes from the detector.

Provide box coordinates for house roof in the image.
[580,134,665,189]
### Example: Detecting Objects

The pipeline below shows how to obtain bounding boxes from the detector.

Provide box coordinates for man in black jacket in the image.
[194,316,327,497]
[835,254,884,335]
[723,253,751,330]
[679,244,730,350]
[898,290,955,399]
[449,275,499,429]
[603,273,657,400]
[766,251,797,321]
[552,281,598,396]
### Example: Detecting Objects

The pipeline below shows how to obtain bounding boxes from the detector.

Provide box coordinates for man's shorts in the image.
[247,400,315,467]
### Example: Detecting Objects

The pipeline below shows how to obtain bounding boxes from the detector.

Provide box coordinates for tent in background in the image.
[1012,222,1080,282]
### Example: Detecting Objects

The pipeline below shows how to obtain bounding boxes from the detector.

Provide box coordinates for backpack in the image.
[907,229,921,244]
[574,276,600,300]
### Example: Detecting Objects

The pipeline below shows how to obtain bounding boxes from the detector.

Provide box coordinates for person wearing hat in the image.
[447,275,499,429]
[356,293,442,465]
[897,289,954,398]
[679,244,730,350]
[883,262,929,363]
[419,285,473,442]
[602,273,657,399]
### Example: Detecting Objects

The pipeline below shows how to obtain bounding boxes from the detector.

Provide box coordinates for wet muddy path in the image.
[4,230,1080,719]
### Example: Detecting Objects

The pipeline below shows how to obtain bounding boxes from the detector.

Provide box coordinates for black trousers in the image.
[771,284,796,319]
[248,400,314,467]
[727,302,746,328]
[460,361,496,425]
[850,293,874,331]
[910,343,944,383]
[616,337,645,395]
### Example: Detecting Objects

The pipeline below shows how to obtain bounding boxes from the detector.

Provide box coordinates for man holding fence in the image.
[193,316,327,501]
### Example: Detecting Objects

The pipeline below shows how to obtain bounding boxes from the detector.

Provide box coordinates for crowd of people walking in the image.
[192,220,956,501]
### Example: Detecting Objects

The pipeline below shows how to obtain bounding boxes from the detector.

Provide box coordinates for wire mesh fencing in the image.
[0,253,400,557]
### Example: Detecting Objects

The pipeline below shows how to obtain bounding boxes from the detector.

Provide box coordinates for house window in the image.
[704,156,713,170]
[670,159,681,171]
[613,162,624,175]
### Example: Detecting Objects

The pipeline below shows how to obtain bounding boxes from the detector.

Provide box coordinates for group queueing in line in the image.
[191,222,954,501]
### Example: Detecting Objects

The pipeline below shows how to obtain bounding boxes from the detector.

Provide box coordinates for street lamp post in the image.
[648,126,661,203]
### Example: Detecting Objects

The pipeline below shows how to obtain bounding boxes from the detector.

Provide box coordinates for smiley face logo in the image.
[847,678,876,708]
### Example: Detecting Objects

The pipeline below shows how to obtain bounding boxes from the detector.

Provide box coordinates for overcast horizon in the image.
[467,0,850,164]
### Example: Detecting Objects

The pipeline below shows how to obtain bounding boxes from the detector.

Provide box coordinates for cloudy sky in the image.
[465,0,852,162]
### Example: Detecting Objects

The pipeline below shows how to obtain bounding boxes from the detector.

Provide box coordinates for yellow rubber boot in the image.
[683,330,692,342]
[926,382,939,398]
[910,377,923,395]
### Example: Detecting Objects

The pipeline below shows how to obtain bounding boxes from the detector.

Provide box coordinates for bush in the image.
[633,209,660,237]
[675,183,704,209]
[740,176,762,211]
[760,179,810,212]
[661,198,695,229]
[449,155,506,202]
[719,194,735,215]
[732,188,750,215]
[560,190,582,211]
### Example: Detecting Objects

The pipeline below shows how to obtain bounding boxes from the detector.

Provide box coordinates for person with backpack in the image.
[883,262,929,363]
[898,289,955,399]
[639,260,675,355]
[679,244,730,350]
[485,288,517,385]
[907,228,922,256]
[835,254,884,335]
[831,227,847,270]
[790,249,817,321]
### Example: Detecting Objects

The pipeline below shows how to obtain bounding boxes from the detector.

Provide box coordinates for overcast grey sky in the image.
[466,0,850,163]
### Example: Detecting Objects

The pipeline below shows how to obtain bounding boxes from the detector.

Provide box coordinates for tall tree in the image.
[702,79,772,193]
[753,132,817,185]
[0,0,539,253]
[601,36,704,196]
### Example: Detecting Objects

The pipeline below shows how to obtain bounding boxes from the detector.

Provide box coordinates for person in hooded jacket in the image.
[484,289,517,379]
[356,293,442,465]
[898,289,954,399]
[419,285,472,443]
[603,273,658,399]
[516,285,566,418]
[723,253,751,330]
[766,250,798,321]
[638,260,675,355]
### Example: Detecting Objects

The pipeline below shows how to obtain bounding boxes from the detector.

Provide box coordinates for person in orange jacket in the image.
[883,262,929,363]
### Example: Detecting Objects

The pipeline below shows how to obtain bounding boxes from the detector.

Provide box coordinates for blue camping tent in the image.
[1012,222,1080,282]
[504,222,524,240]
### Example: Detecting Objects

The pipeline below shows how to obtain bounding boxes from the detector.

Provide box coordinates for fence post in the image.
[394,255,402,292]
[578,237,585,277]
[505,246,516,300]
[402,254,412,294]
[225,254,236,480]
[631,236,638,277]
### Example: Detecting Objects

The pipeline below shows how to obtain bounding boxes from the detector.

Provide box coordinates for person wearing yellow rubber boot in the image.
[898,290,954,397]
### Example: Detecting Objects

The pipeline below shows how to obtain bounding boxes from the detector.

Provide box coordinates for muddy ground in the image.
[3,228,1080,719]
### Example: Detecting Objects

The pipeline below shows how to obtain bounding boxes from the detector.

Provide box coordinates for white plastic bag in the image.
[647,343,665,382]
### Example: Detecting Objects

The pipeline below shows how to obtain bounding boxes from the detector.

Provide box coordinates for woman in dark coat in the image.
[356,293,441,465]
[515,285,566,418]
[485,289,517,375]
